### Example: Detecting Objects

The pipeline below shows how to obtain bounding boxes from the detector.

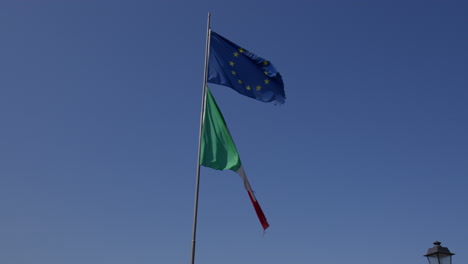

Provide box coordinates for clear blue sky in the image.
[1,1,467,264]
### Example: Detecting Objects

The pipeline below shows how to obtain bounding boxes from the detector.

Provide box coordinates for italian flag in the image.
[200,87,270,230]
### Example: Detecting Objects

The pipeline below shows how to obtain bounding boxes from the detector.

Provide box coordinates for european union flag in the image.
[208,31,286,104]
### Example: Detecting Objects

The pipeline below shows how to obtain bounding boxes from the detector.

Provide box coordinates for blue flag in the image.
[208,31,286,104]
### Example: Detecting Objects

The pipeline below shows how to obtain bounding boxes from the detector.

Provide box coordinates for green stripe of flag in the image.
[200,87,242,172]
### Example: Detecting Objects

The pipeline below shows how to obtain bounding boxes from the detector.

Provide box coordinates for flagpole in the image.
[190,12,211,264]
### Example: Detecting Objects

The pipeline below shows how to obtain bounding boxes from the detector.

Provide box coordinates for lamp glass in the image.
[427,253,452,264]
[439,254,452,264]
[427,255,440,264]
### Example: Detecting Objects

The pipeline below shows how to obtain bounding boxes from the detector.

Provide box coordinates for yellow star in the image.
[238,79,243,84]
[233,52,239,57]
[264,79,270,84]
[231,71,236,75]
[246,86,251,90]
[229,61,235,66]
[264,71,269,75]
[239,48,244,53]
[256,85,262,91]
[263,60,269,66]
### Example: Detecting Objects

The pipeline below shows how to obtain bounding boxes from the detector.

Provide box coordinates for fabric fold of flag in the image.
[200,87,270,230]
[208,31,286,104]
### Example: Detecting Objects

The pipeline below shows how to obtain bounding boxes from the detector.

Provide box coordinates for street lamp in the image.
[425,241,455,264]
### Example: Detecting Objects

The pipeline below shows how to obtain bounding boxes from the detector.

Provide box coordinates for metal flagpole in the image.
[190,12,211,264]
